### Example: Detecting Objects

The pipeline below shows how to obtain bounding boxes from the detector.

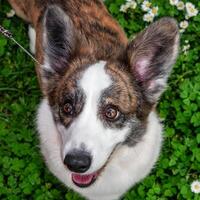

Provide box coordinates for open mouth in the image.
[72,171,99,188]
[70,145,120,188]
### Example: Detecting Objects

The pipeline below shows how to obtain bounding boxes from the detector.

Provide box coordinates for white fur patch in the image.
[28,26,54,74]
[37,99,73,187]
[28,25,36,54]
[80,61,111,97]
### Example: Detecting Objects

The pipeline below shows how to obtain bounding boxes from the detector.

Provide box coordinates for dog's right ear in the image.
[42,5,76,76]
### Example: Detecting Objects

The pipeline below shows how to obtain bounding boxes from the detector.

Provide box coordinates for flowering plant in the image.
[116,0,199,58]
[0,0,199,199]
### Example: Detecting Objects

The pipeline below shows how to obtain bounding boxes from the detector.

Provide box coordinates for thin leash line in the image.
[10,37,40,65]
[0,24,41,65]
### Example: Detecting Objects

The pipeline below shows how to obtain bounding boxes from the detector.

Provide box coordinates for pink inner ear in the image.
[135,58,150,81]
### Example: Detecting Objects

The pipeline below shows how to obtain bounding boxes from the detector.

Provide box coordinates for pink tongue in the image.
[72,173,96,185]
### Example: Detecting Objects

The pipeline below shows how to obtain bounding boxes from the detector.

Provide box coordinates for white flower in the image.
[182,44,190,51]
[179,20,189,29]
[180,29,185,33]
[120,0,137,12]
[185,15,190,20]
[120,4,129,13]
[169,0,179,6]
[126,1,137,9]
[141,1,152,11]
[143,13,154,22]
[182,41,190,55]
[186,2,198,17]
[6,9,15,18]
[191,180,200,194]
[149,6,159,16]
[176,1,185,10]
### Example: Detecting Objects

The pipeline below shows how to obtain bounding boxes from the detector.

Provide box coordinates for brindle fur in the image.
[8,0,128,92]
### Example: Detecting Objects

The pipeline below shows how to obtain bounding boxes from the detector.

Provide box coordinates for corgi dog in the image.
[8,0,179,199]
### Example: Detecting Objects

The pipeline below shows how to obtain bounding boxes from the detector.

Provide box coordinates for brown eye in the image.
[105,106,120,121]
[63,102,74,115]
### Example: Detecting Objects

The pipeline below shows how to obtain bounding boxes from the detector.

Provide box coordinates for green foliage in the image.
[0,0,199,199]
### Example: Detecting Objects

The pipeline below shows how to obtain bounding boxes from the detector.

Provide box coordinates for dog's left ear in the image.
[42,5,76,75]
[127,17,179,104]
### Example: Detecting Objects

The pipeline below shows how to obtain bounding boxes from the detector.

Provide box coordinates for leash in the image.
[0,25,41,65]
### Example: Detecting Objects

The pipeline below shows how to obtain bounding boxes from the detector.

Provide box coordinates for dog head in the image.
[41,6,179,188]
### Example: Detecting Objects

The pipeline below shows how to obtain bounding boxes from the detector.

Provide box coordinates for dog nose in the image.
[64,150,92,173]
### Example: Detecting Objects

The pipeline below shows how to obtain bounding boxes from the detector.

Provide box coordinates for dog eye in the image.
[63,102,74,115]
[104,106,120,121]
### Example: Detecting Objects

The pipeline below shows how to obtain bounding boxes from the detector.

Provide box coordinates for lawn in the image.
[0,0,200,199]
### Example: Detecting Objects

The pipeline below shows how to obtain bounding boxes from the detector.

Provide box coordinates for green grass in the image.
[0,0,200,199]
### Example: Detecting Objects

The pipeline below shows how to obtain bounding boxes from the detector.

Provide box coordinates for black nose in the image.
[64,150,92,173]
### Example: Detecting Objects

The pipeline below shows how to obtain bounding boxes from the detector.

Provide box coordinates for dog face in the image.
[55,61,134,187]
[40,6,179,188]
